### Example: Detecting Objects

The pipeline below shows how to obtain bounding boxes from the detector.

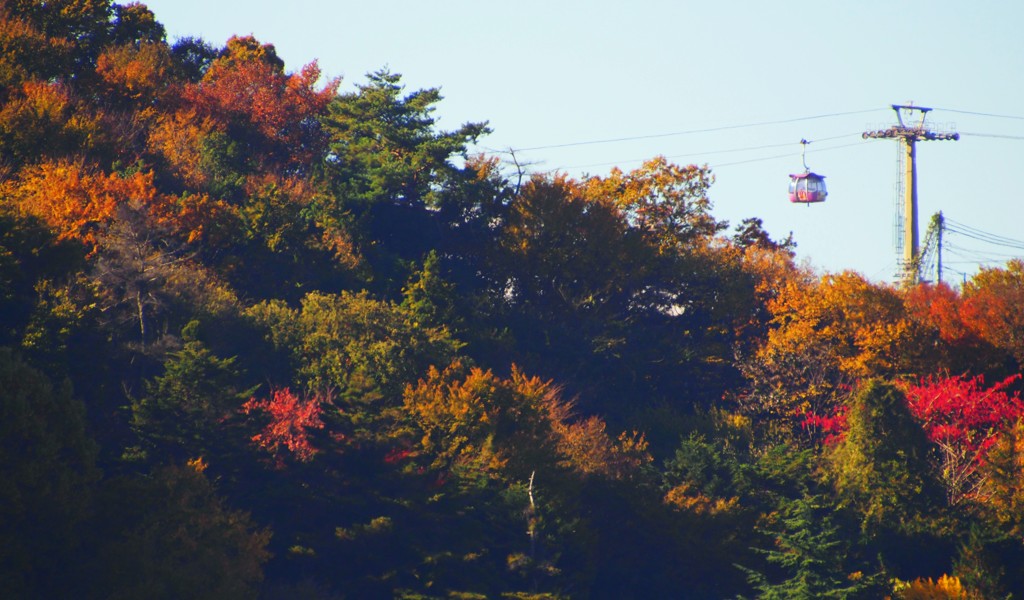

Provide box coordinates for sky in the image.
[142,0,1024,285]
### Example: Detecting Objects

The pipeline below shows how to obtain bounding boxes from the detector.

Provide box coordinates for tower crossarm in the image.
[862,128,960,141]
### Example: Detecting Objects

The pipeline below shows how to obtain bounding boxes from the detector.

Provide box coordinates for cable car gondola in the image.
[788,139,827,204]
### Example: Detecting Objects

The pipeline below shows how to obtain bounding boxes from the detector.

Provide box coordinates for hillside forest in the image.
[5,2,1024,598]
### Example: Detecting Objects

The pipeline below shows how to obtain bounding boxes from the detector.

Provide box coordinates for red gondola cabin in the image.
[788,171,827,204]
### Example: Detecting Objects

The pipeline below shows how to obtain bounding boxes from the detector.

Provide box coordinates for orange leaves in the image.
[904,282,970,345]
[7,159,231,249]
[764,271,912,380]
[185,36,340,170]
[664,481,740,516]
[552,416,651,478]
[0,8,73,87]
[961,259,1024,365]
[146,108,219,188]
[893,575,968,599]
[738,272,915,437]
[403,361,536,475]
[96,41,174,104]
[9,160,153,247]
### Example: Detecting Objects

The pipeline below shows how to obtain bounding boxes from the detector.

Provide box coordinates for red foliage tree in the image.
[242,387,325,464]
[904,373,1024,504]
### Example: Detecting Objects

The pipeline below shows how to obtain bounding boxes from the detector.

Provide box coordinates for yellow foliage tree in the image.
[582,155,720,253]
[403,361,649,481]
[892,574,968,600]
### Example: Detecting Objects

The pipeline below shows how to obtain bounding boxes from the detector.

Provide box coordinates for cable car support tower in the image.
[863,104,958,286]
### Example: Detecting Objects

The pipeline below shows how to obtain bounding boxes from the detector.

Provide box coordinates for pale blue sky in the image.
[143,0,1024,284]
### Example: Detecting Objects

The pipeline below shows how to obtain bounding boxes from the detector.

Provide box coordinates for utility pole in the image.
[863,105,958,286]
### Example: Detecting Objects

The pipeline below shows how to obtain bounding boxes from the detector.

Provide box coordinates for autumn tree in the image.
[0,7,70,89]
[95,40,174,107]
[961,259,1024,369]
[242,386,325,465]
[583,156,722,253]
[904,373,1024,505]
[4,0,112,80]
[737,272,916,445]
[403,361,558,480]
[7,159,159,248]
[0,81,105,166]
[903,282,1015,379]
[181,35,339,177]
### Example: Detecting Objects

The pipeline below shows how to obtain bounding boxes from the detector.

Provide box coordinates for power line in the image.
[711,138,877,169]
[933,108,1024,121]
[477,106,1024,159]
[959,132,1024,141]
[945,218,1024,251]
[556,132,866,171]
[506,108,885,153]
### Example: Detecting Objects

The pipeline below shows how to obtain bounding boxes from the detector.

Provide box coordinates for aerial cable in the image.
[946,227,1024,249]
[477,107,1024,159]
[944,220,1024,250]
[933,108,1024,121]
[554,132,866,171]
[507,108,885,152]
[959,132,1024,141]
[711,139,878,169]
[945,232,1024,252]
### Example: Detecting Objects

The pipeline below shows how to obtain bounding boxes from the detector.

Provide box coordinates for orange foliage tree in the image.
[961,259,1024,369]
[737,271,918,442]
[7,159,231,249]
[904,282,1016,378]
[182,35,340,174]
[95,40,174,106]
[8,159,156,248]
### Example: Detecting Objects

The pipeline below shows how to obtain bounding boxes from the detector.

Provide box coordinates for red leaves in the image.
[801,406,848,446]
[242,387,324,463]
[905,373,1024,459]
[903,373,1024,504]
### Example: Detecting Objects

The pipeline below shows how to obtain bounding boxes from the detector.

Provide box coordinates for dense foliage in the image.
[3,2,1024,598]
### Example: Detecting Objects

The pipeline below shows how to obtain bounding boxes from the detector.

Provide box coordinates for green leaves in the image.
[322,68,489,207]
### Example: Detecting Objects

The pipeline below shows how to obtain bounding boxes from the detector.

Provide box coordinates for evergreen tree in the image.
[740,494,885,599]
